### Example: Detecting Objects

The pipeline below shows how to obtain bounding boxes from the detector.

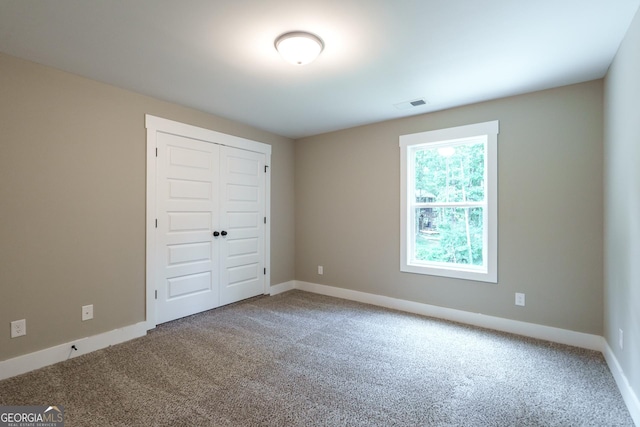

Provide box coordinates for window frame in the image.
[399,120,499,283]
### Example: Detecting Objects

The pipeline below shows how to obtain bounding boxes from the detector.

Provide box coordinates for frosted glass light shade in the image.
[275,32,324,65]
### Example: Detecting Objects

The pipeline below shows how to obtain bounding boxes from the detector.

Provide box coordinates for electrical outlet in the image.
[515,293,525,306]
[82,304,93,321]
[11,319,26,338]
[619,329,624,350]
[318,265,323,275]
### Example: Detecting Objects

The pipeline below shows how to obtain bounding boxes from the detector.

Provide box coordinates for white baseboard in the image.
[603,342,640,426]
[293,280,604,351]
[0,322,147,381]
[270,280,296,295]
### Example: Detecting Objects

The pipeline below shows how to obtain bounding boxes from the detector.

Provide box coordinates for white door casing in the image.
[146,115,271,329]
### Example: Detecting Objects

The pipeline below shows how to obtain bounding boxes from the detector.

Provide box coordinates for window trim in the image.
[399,120,499,283]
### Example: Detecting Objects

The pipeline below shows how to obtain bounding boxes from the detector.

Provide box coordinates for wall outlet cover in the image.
[82,304,94,321]
[11,319,26,338]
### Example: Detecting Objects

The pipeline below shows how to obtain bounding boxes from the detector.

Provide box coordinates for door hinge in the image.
[155,290,157,299]
[264,217,266,224]
[264,268,266,275]
[264,165,269,173]
[155,219,158,228]
[155,147,158,157]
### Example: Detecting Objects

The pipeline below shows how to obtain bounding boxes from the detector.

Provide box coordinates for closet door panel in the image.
[156,132,220,324]
[219,146,265,305]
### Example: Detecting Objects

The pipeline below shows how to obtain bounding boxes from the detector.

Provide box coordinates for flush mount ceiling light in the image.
[274,31,324,66]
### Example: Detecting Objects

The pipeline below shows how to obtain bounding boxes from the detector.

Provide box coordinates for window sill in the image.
[401,263,497,283]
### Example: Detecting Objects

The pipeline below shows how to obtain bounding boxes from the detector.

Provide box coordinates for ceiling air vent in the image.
[394,97,429,110]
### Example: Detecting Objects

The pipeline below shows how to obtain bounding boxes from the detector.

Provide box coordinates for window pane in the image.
[414,207,484,267]
[414,141,485,203]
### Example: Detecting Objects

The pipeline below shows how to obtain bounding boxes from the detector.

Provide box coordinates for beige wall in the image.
[296,80,604,334]
[0,47,613,363]
[0,52,295,361]
[604,8,640,405]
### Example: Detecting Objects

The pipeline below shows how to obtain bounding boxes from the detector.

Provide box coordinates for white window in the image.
[399,121,498,283]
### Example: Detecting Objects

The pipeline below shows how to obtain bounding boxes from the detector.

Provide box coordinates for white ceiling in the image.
[1,0,638,139]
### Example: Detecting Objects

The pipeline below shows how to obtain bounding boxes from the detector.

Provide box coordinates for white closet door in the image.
[156,132,220,324]
[219,146,266,305]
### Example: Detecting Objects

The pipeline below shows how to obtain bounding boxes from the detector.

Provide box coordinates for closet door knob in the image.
[213,231,220,237]
[221,230,228,236]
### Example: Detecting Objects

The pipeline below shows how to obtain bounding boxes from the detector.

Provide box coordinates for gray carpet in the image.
[0,290,633,426]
